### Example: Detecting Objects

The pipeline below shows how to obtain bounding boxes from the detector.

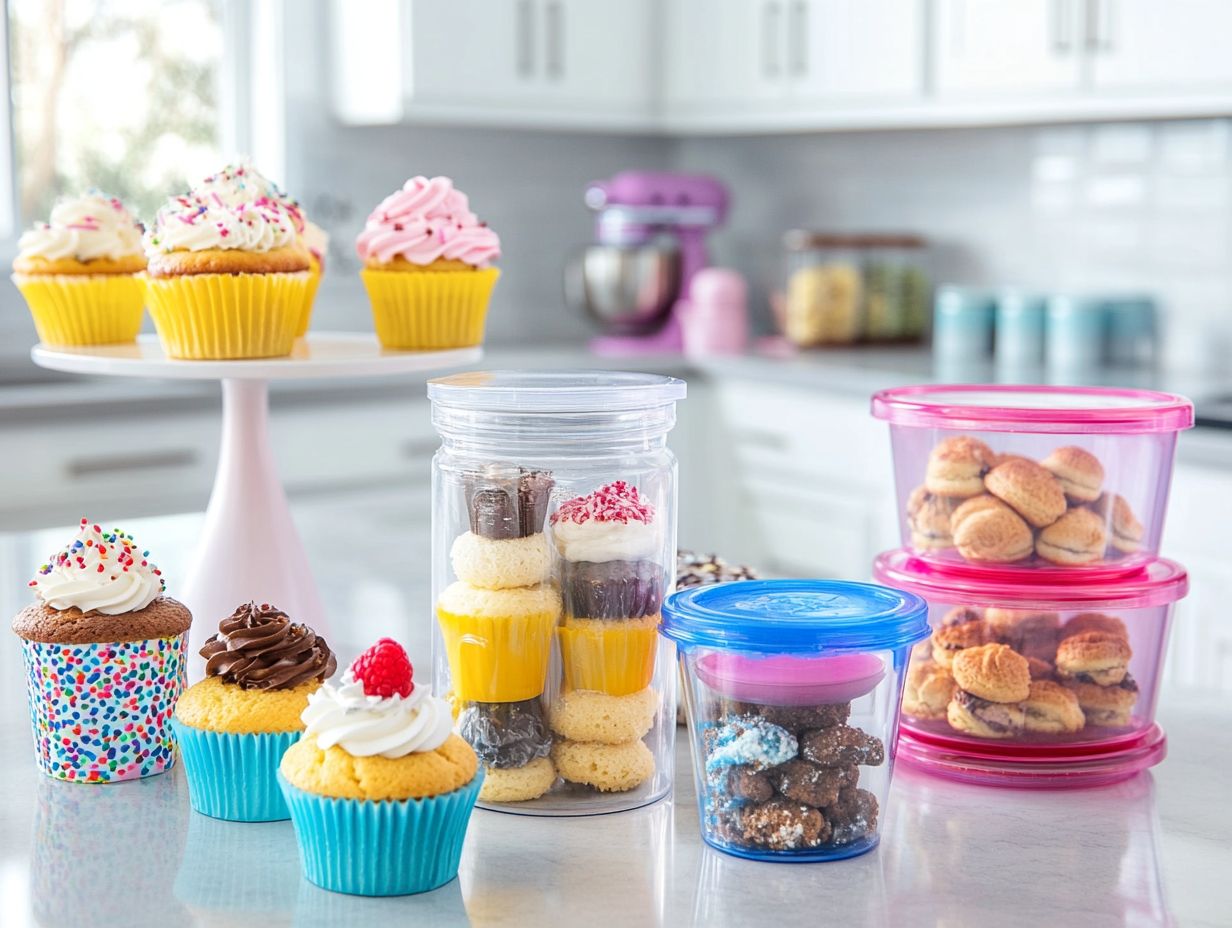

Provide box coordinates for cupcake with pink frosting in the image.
[355,176,500,350]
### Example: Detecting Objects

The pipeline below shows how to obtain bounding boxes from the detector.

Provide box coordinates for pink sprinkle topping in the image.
[551,480,655,526]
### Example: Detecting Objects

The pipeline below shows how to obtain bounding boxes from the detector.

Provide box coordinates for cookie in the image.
[727,799,830,851]
[984,608,1060,661]
[931,619,989,667]
[459,698,552,769]
[1025,656,1055,680]
[1062,612,1128,641]
[1020,680,1085,734]
[552,739,655,792]
[1036,508,1108,566]
[984,458,1067,528]
[950,495,1034,563]
[770,760,857,808]
[903,662,955,719]
[1041,446,1105,503]
[1089,493,1145,555]
[550,687,657,745]
[724,764,775,802]
[1063,677,1138,727]
[705,716,799,773]
[946,689,1026,739]
[1055,631,1132,686]
[799,725,885,768]
[924,436,994,498]
[450,531,552,590]
[825,787,879,846]
[478,755,557,803]
[940,606,983,627]
[951,643,1030,703]
[725,701,850,733]
[907,486,956,549]
[676,551,759,587]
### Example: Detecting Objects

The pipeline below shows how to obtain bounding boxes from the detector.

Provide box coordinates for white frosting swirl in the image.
[29,520,165,615]
[17,192,144,262]
[144,193,300,255]
[552,519,660,563]
[301,671,453,758]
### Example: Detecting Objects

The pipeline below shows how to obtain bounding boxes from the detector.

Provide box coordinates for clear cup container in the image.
[874,550,1188,787]
[871,384,1194,579]
[662,579,930,862]
[428,370,686,816]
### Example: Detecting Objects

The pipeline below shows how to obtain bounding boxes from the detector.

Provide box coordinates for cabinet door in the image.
[792,0,923,101]
[541,0,655,116]
[1089,0,1232,92]
[932,0,1084,96]
[665,0,790,111]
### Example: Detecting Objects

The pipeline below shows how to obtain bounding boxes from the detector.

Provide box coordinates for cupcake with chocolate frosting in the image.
[172,601,336,822]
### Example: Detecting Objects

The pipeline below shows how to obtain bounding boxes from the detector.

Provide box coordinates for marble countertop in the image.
[1,495,1229,927]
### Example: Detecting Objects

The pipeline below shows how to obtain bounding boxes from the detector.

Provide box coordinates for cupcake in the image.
[11,191,147,346]
[278,638,482,896]
[142,164,312,359]
[356,175,500,350]
[300,219,329,336]
[171,601,337,822]
[12,519,191,782]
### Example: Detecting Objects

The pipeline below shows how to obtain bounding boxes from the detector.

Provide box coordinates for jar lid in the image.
[870,384,1194,433]
[660,579,930,654]
[872,550,1189,610]
[782,230,926,251]
[428,370,687,412]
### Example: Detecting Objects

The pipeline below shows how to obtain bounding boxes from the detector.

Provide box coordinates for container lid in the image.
[660,578,930,654]
[782,230,926,251]
[872,549,1189,610]
[870,384,1194,433]
[428,370,687,413]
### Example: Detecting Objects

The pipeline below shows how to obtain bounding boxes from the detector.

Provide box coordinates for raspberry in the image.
[350,637,414,698]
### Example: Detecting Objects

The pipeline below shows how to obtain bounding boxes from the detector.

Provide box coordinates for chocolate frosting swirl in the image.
[200,602,336,690]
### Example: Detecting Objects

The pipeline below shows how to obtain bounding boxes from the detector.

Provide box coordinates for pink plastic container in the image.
[870,385,1193,579]
[873,549,1188,787]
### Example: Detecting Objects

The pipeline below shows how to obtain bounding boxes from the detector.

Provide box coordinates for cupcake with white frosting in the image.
[143,163,312,359]
[11,191,148,346]
[278,637,482,896]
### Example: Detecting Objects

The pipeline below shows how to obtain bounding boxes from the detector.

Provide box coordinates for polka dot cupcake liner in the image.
[21,634,189,783]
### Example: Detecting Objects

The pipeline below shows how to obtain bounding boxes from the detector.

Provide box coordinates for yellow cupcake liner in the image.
[360,266,499,350]
[557,616,659,697]
[436,604,558,703]
[12,273,145,347]
[144,271,309,359]
[293,267,321,337]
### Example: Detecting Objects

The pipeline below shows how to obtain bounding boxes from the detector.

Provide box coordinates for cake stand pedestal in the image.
[32,334,479,666]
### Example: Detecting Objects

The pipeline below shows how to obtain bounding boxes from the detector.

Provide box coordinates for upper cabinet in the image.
[332,0,1232,134]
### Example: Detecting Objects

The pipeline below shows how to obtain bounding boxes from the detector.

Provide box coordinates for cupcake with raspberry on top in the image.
[279,637,481,896]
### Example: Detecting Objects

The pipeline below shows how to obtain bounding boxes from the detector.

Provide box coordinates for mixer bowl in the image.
[565,244,681,334]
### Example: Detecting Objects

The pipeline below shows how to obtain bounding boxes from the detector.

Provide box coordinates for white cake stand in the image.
[32,333,479,660]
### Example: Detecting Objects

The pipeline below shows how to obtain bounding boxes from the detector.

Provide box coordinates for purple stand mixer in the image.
[564,171,729,355]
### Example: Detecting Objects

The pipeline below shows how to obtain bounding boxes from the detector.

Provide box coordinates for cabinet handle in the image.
[788,0,807,77]
[516,0,535,78]
[1087,0,1115,52]
[545,0,563,80]
[1051,0,1073,53]
[66,449,198,477]
[762,1,782,79]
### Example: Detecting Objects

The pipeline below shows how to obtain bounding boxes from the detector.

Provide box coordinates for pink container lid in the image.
[870,384,1194,434]
[696,651,887,705]
[873,549,1189,610]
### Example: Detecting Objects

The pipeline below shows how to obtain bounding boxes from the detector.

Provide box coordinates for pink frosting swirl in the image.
[355,176,500,268]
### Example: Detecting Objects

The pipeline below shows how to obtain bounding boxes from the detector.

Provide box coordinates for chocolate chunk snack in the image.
[459,698,552,769]
[463,465,554,540]
[800,725,886,768]
[725,700,850,734]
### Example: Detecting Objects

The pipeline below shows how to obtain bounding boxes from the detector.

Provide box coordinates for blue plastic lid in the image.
[661,579,930,655]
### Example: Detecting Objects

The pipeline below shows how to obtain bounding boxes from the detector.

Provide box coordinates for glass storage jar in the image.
[428,370,686,816]
[662,579,929,861]
[874,550,1188,787]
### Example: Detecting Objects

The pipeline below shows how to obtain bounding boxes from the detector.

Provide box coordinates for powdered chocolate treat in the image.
[727,701,850,733]
[676,551,759,588]
[463,464,554,540]
[800,725,885,768]
[725,765,775,803]
[826,787,879,846]
[733,799,831,851]
[560,558,664,619]
[459,698,552,769]
[770,760,857,808]
[705,716,798,774]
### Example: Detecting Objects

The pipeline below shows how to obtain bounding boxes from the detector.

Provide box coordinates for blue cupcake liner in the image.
[171,719,299,822]
[278,769,484,896]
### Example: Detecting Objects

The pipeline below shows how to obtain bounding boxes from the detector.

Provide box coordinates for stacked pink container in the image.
[870,385,1194,787]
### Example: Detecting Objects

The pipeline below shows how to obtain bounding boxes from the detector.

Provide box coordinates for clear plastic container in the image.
[873,550,1188,788]
[662,579,930,861]
[427,370,686,816]
[871,384,1194,579]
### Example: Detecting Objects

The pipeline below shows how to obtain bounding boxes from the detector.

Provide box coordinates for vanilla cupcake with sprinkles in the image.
[11,519,192,783]
[143,162,313,359]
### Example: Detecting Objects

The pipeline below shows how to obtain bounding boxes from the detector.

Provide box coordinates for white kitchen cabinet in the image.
[332,0,656,128]
[1088,0,1232,93]
[664,0,785,111]
[931,0,1084,97]
[794,0,922,103]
